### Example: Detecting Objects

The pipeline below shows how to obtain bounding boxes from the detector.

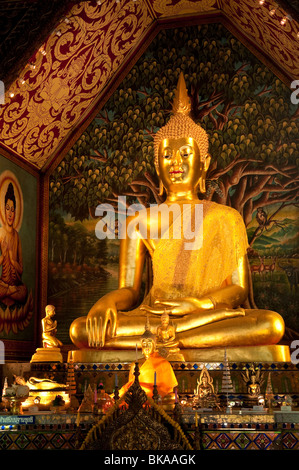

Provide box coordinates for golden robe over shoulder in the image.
[150,200,249,303]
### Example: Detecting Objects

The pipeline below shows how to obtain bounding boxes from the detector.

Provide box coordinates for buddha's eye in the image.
[180,146,192,158]
[163,148,172,159]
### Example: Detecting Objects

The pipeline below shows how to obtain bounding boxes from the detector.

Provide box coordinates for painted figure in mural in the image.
[0,182,27,306]
[70,73,285,354]
[42,304,63,348]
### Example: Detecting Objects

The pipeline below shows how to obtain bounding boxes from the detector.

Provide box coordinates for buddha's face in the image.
[5,199,15,227]
[141,338,155,359]
[158,137,206,194]
[46,305,55,317]
[249,384,258,395]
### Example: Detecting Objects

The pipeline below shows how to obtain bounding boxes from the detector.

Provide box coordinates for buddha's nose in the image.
[173,150,182,165]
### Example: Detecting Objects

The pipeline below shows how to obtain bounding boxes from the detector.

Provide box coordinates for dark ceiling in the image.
[0,0,298,90]
[0,0,79,88]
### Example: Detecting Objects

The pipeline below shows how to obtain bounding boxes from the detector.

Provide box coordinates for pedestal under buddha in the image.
[69,73,289,363]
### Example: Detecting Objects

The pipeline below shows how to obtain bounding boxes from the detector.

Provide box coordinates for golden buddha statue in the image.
[196,366,215,399]
[193,366,221,410]
[156,310,184,361]
[69,73,289,363]
[31,305,63,363]
[241,366,265,398]
[42,305,63,348]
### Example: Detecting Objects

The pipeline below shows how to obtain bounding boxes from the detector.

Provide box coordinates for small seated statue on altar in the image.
[241,365,265,407]
[193,366,221,410]
[69,72,287,363]
[156,311,184,361]
[31,305,63,363]
[119,320,178,403]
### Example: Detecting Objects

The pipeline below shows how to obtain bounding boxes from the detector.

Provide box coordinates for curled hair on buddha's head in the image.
[5,182,16,210]
[153,72,209,169]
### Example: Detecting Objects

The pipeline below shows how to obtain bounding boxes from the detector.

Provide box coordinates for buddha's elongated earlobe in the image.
[198,176,206,194]
[197,154,211,193]
[158,180,164,196]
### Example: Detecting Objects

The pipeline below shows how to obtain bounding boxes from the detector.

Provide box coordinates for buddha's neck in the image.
[165,189,200,204]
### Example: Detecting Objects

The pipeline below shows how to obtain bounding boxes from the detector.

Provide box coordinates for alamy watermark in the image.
[0,81,5,105]
[0,340,4,364]
[291,80,299,105]
[290,340,299,364]
[95,196,203,250]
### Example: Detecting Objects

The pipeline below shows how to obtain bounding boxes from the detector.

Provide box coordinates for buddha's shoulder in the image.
[203,200,243,222]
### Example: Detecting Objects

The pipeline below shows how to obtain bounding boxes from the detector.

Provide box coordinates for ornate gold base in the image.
[68,348,143,364]
[68,344,290,364]
[30,347,63,363]
[182,345,290,362]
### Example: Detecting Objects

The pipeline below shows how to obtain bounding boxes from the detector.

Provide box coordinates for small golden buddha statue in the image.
[156,311,184,361]
[194,366,221,410]
[196,366,215,398]
[241,366,264,398]
[69,72,288,363]
[42,305,63,348]
[31,305,63,363]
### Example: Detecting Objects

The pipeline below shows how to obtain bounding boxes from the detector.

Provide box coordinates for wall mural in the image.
[48,24,299,344]
[0,155,37,342]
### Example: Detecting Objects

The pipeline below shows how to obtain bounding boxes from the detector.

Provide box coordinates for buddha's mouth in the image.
[169,169,184,175]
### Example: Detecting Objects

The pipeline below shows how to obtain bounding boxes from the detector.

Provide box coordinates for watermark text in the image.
[95,196,203,250]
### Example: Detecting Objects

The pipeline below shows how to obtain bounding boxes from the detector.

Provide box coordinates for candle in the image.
[76,411,80,426]
[136,343,138,361]
[175,388,178,403]
[115,374,118,387]
[154,372,157,386]
[195,412,198,427]
[94,387,97,403]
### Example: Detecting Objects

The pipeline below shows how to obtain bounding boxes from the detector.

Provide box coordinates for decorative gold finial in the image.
[154,72,209,167]
[172,72,191,116]
[142,314,155,340]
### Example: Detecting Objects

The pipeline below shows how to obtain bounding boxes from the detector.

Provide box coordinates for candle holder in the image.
[193,421,201,450]
[173,401,182,422]
[152,384,159,403]
[114,385,119,401]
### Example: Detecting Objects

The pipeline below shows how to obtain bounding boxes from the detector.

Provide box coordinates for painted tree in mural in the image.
[50,24,298,237]
[48,211,108,296]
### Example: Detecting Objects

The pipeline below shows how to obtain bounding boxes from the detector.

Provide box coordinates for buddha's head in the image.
[141,317,156,359]
[161,310,170,327]
[154,73,211,196]
[45,304,55,317]
[4,183,16,228]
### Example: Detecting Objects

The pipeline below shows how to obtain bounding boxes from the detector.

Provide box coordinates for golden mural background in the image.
[0,0,297,170]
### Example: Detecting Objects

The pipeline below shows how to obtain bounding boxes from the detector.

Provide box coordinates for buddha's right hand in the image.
[86,298,117,348]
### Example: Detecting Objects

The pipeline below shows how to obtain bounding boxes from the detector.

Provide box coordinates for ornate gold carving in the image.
[219,0,299,79]
[0,1,152,167]
[81,363,192,451]
[152,0,217,16]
